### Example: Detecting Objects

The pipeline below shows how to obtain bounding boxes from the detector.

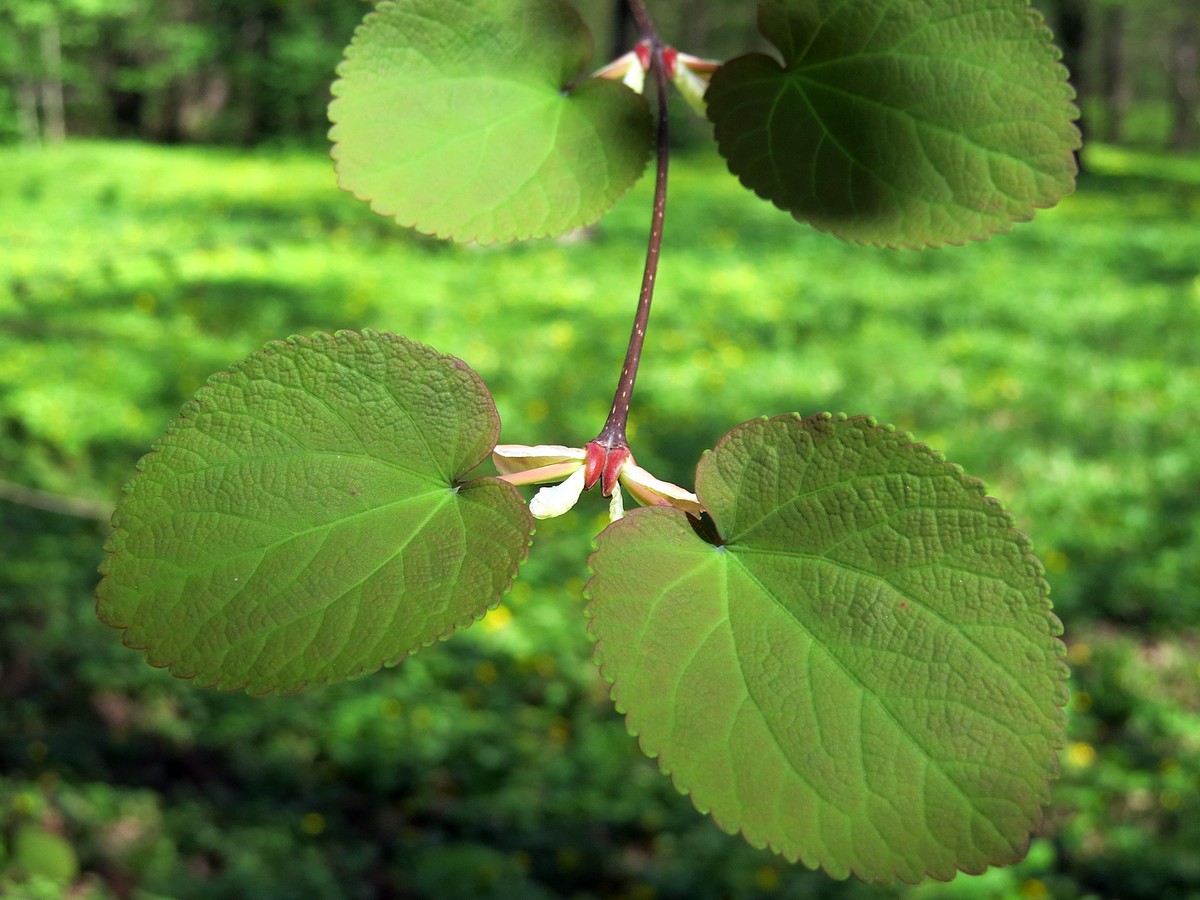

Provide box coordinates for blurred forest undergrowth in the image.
[3,0,1200,898]
[2,136,1200,898]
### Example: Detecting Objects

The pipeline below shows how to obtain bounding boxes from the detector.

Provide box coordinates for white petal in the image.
[671,64,710,117]
[529,466,586,519]
[592,49,638,82]
[622,61,646,94]
[608,487,625,522]
[492,444,585,476]
[620,464,704,516]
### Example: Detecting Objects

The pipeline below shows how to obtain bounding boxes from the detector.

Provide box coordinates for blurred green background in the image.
[3,1,1200,898]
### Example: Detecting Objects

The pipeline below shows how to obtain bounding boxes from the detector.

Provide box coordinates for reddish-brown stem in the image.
[627,0,659,42]
[593,2,669,452]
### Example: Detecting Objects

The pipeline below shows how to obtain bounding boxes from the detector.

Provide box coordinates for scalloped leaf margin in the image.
[585,412,1068,882]
[97,330,534,695]
[329,0,654,244]
[706,0,1082,248]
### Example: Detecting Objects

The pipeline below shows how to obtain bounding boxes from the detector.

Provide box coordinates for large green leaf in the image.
[329,0,653,244]
[586,413,1066,882]
[97,331,533,695]
[706,0,1081,247]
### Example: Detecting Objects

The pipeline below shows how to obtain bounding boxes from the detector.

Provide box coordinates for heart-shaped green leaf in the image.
[97,331,533,695]
[586,413,1066,882]
[706,0,1081,247]
[329,0,653,244]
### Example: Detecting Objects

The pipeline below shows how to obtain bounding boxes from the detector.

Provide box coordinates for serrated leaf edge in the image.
[583,411,1068,882]
[327,1,653,245]
[707,0,1083,250]
[97,330,537,695]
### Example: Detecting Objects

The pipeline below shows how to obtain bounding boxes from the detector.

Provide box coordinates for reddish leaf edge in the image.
[583,410,1069,883]
[96,329,536,696]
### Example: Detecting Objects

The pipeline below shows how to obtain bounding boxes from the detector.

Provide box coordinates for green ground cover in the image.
[2,141,1199,898]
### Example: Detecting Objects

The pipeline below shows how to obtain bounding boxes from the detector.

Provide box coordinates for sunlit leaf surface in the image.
[98,331,533,694]
[587,413,1067,881]
[329,0,653,244]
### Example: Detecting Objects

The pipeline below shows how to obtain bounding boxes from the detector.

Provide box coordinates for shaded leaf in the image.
[706,0,1081,247]
[586,413,1066,881]
[329,0,653,244]
[97,331,533,694]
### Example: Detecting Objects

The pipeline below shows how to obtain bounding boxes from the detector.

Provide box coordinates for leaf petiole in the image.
[593,0,671,455]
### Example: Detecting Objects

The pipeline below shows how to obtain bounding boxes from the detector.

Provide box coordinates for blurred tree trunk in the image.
[1049,0,1085,111]
[1049,0,1086,168]
[1,4,60,144]
[1098,4,1131,144]
[609,0,632,59]
[15,76,40,144]
[175,72,231,141]
[232,10,271,143]
[1169,7,1200,150]
[38,15,65,143]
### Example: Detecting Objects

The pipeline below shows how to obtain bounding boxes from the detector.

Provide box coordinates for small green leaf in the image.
[329,0,653,244]
[97,331,533,695]
[706,0,1081,247]
[586,413,1066,882]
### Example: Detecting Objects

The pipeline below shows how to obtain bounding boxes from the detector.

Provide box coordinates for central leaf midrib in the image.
[391,80,558,172]
[784,62,1046,177]
[126,453,447,543]
[147,447,444,486]
[196,487,456,663]
[175,485,451,567]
